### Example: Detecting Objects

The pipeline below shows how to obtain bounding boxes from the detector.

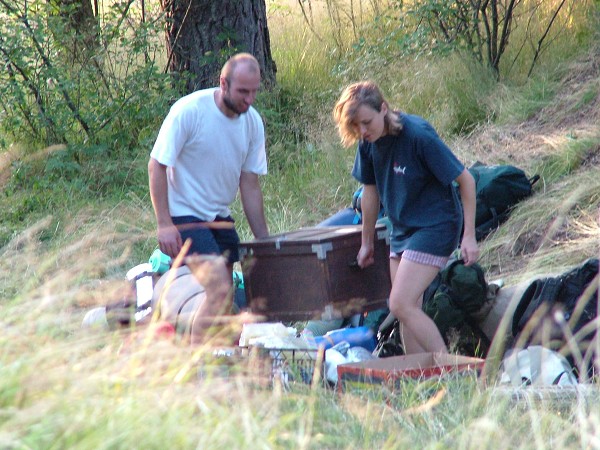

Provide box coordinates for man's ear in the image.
[219,76,228,92]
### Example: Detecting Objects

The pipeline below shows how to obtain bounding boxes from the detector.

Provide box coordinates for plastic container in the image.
[313,326,377,352]
[149,249,172,274]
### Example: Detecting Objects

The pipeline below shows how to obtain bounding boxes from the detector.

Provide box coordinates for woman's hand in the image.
[460,235,480,266]
[357,244,375,268]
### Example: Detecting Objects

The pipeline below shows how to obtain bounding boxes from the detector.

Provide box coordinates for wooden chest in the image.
[239,225,391,321]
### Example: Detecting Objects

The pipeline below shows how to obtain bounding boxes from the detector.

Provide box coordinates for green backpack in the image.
[422,259,492,357]
[468,164,540,240]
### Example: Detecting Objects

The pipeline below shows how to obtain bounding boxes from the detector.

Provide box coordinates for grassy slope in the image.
[456,39,600,284]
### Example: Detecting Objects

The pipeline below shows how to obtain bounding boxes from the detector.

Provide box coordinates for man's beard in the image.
[222,93,247,116]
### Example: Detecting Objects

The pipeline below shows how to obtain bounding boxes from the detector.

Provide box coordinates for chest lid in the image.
[240,224,388,259]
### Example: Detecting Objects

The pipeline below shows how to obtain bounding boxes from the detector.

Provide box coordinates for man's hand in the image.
[158,224,182,258]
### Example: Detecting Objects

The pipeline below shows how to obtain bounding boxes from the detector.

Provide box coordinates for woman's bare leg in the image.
[389,257,427,353]
[389,256,448,354]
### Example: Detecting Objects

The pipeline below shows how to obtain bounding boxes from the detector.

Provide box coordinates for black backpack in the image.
[468,164,540,241]
[511,258,599,376]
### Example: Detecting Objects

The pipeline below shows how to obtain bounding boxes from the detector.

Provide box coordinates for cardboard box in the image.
[337,353,484,393]
[239,225,390,321]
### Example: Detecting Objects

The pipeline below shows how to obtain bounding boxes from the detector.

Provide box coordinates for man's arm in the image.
[148,157,182,257]
[239,171,269,239]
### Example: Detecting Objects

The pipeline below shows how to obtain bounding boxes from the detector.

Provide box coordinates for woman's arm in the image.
[455,169,480,266]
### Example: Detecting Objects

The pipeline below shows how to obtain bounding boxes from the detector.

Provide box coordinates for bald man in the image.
[149,53,269,284]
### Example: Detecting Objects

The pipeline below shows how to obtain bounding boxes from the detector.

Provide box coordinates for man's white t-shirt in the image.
[151,88,267,221]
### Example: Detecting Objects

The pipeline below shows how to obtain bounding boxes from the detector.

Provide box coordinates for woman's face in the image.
[353,103,388,143]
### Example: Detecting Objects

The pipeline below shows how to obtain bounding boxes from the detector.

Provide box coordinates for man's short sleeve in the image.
[150,102,192,167]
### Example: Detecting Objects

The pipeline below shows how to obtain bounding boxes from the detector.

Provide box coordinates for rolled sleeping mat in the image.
[152,265,206,336]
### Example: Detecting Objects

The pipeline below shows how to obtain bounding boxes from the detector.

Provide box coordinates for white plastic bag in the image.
[499,346,578,387]
[239,322,297,347]
[324,342,377,384]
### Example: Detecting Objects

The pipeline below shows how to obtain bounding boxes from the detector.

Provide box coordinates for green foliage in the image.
[396,0,475,56]
[0,0,180,152]
[256,86,310,150]
[383,0,595,81]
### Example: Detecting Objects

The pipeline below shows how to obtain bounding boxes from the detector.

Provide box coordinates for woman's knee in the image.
[388,299,420,323]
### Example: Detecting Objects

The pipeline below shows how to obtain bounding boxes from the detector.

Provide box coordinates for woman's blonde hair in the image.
[333,80,402,147]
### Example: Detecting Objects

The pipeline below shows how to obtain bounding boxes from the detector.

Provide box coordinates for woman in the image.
[333,81,479,354]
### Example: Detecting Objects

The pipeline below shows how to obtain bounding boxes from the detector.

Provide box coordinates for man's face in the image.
[221,66,261,116]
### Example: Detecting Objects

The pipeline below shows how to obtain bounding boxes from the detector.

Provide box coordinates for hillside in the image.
[453,40,600,284]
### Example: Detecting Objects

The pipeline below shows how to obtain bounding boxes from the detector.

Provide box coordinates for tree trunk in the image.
[161,0,276,93]
[48,0,99,63]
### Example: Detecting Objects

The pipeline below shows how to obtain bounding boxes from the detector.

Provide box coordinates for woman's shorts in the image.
[389,250,449,269]
[390,221,461,260]
[171,215,240,264]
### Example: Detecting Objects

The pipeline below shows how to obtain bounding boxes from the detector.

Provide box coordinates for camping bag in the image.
[351,185,386,224]
[511,258,599,375]
[105,265,207,332]
[468,164,540,240]
[422,260,492,356]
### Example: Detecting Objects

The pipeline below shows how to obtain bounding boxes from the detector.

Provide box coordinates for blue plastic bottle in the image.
[313,326,376,352]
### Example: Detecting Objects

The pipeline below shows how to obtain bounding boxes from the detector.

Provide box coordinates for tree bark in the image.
[48,0,100,62]
[161,0,276,93]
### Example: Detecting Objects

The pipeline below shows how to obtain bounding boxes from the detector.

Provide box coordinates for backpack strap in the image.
[512,279,543,336]
[529,174,540,187]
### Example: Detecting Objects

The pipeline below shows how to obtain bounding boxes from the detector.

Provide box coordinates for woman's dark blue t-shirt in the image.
[352,113,464,254]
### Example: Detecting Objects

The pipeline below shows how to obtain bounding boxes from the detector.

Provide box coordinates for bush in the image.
[0,1,180,153]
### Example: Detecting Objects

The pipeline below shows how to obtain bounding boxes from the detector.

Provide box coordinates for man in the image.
[148,53,269,277]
